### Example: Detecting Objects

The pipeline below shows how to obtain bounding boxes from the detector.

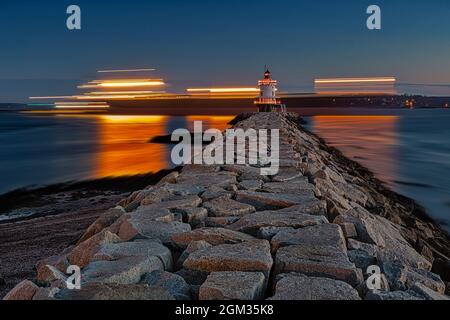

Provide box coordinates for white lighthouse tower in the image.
[254,69,286,112]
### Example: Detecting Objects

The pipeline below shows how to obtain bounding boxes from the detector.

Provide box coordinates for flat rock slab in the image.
[171,228,256,250]
[55,283,175,300]
[183,240,273,274]
[269,273,360,300]
[271,224,347,252]
[276,202,327,216]
[236,191,318,210]
[262,182,315,196]
[82,255,165,285]
[199,271,266,300]
[228,211,328,236]
[274,245,361,286]
[365,290,424,300]
[203,196,255,217]
[91,239,173,271]
[118,220,191,245]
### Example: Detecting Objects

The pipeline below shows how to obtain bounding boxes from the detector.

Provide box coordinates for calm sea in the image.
[0,109,449,231]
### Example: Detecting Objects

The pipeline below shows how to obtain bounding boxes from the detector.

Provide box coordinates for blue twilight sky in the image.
[0,0,449,102]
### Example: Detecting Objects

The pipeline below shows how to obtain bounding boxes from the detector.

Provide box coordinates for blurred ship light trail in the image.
[315,77,396,84]
[97,68,156,73]
[187,88,259,93]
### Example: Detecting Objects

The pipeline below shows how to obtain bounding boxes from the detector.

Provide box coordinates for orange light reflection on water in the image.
[311,115,400,185]
[94,115,170,177]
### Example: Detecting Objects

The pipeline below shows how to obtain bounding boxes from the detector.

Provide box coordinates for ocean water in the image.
[0,109,449,231]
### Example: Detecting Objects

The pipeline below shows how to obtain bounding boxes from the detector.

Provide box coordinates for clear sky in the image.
[1,0,450,102]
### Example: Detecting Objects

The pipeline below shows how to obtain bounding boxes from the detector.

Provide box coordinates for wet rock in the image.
[91,239,173,271]
[3,280,39,300]
[199,271,266,300]
[184,240,273,275]
[118,220,191,245]
[56,283,175,300]
[228,211,328,236]
[203,196,255,217]
[271,224,347,253]
[141,270,191,300]
[82,255,165,285]
[235,190,318,210]
[78,207,125,244]
[171,227,255,250]
[68,230,122,268]
[269,273,360,300]
[274,245,361,286]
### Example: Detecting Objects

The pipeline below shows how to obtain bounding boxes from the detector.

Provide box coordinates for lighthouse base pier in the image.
[257,103,287,113]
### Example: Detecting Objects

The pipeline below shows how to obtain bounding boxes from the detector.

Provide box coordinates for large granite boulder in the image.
[269,273,360,300]
[55,283,175,300]
[271,224,347,252]
[3,280,39,300]
[235,191,318,211]
[274,245,361,286]
[171,227,256,250]
[228,211,328,236]
[141,270,191,300]
[203,196,255,217]
[68,230,122,268]
[183,240,273,275]
[199,271,266,300]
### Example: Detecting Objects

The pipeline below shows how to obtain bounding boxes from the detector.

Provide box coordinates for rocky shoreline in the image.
[3,112,450,300]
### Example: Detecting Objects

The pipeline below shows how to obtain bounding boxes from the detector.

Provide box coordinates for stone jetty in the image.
[4,112,450,300]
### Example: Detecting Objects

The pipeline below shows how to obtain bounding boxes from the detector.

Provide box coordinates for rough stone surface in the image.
[228,211,328,236]
[3,280,39,300]
[171,228,255,249]
[269,273,360,300]
[141,270,191,300]
[82,256,165,285]
[56,283,175,300]
[235,190,318,210]
[176,240,213,269]
[274,245,361,286]
[78,207,125,244]
[203,196,255,217]
[184,240,273,275]
[68,230,122,268]
[91,239,173,271]
[271,224,347,252]
[118,220,191,245]
[199,271,266,300]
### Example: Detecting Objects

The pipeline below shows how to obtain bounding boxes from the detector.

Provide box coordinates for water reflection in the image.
[94,115,234,178]
[310,115,400,186]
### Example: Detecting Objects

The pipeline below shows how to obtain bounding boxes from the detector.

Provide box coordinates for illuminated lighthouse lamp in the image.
[254,69,286,113]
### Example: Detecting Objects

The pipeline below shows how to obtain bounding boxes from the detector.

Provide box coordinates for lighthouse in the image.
[254,69,286,112]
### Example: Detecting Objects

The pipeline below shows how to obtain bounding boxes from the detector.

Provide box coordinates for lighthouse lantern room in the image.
[254,69,286,112]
